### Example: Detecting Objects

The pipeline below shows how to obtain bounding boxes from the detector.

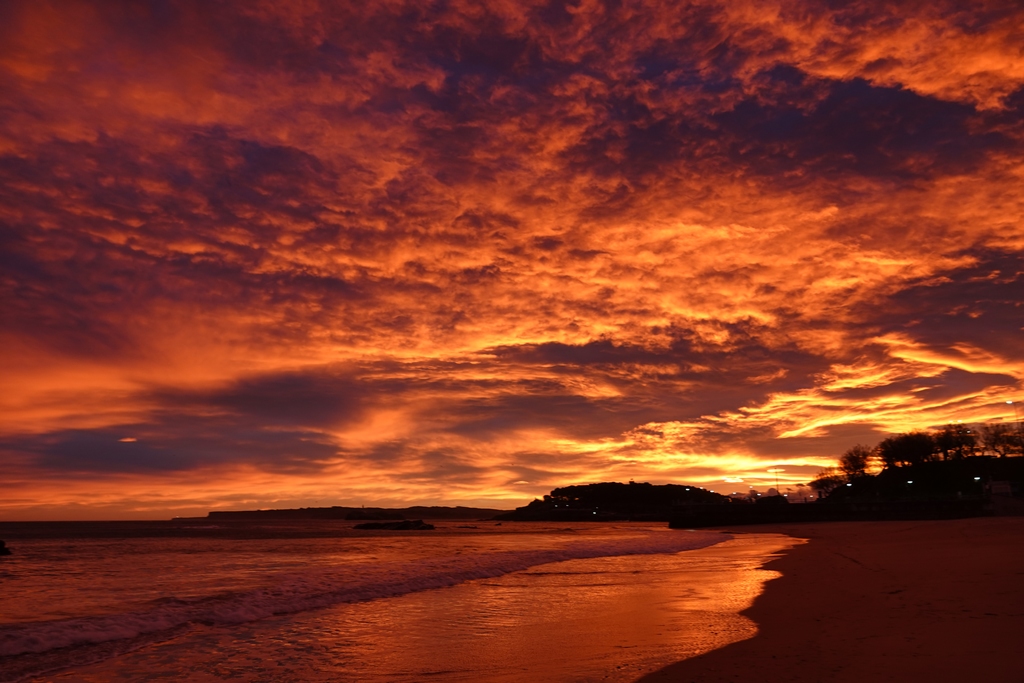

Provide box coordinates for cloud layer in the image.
[2,0,1023,518]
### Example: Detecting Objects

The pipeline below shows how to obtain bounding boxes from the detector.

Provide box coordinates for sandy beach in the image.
[639,517,1024,683]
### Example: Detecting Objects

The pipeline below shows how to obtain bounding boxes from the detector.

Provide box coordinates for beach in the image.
[5,517,1020,682]
[639,517,1024,683]
[0,521,793,682]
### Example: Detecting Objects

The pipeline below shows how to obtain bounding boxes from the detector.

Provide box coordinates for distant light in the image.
[119,437,137,443]
[592,511,596,515]
[907,480,913,484]
[974,477,981,481]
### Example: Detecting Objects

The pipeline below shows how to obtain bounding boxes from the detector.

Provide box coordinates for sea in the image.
[0,520,800,683]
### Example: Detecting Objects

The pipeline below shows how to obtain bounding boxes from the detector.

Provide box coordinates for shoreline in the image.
[638,517,1024,683]
[0,524,783,683]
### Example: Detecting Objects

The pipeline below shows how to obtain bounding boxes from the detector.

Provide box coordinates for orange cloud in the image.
[1,1,1022,518]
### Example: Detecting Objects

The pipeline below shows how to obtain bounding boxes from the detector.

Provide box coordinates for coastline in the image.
[638,517,1024,683]
[0,523,787,683]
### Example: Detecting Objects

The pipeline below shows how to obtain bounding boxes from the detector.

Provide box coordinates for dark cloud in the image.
[5,420,338,475]
[2,0,1023,514]
[713,77,1012,182]
[872,248,1024,363]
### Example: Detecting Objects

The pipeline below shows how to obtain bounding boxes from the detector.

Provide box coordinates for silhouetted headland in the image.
[0,539,11,556]
[496,481,728,521]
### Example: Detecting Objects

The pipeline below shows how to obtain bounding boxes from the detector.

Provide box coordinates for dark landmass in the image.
[496,481,728,521]
[200,455,1024,529]
[827,455,1024,502]
[204,505,507,521]
[0,540,11,556]
[352,519,435,530]
[671,456,1024,528]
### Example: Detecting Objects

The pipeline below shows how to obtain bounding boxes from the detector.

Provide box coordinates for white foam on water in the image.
[0,530,724,660]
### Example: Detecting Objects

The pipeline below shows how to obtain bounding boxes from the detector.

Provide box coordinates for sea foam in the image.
[0,529,724,659]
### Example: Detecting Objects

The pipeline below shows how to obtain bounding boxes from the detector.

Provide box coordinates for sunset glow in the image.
[2,1,1023,519]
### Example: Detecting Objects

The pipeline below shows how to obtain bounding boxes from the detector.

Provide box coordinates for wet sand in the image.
[638,517,1024,683]
[7,528,793,683]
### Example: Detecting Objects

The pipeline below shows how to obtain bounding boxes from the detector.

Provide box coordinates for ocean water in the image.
[0,520,799,682]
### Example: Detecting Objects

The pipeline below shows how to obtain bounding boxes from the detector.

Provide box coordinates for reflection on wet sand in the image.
[57,533,800,683]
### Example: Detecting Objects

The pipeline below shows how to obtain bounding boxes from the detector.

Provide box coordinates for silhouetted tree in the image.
[935,423,977,460]
[877,431,935,468]
[810,466,844,497]
[838,444,872,480]
[980,423,1017,458]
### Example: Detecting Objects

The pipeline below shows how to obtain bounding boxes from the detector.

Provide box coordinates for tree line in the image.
[811,421,1023,496]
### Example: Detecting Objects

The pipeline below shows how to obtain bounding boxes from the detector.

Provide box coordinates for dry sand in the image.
[638,517,1024,683]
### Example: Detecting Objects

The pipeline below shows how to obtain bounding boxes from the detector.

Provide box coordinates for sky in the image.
[2,1,1023,520]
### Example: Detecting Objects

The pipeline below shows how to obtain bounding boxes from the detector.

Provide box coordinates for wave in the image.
[0,529,724,667]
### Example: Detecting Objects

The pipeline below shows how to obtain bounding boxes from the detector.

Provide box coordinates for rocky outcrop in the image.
[0,540,11,556]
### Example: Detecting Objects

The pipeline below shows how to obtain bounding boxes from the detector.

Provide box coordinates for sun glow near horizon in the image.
[1,1,1023,519]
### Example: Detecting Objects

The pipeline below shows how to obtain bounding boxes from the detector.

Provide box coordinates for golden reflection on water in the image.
[61,532,801,683]
[333,533,801,682]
